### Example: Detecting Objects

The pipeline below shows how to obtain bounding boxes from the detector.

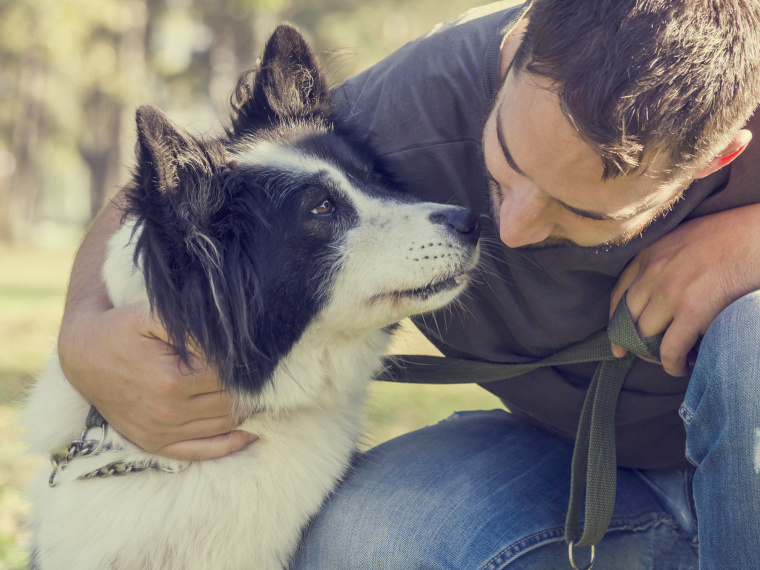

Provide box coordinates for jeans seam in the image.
[479,525,565,570]
[480,511,671,570]
[679,403,694,424]
[684,469,699,536]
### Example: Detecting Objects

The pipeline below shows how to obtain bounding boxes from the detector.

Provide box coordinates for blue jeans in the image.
[293,291,760,569]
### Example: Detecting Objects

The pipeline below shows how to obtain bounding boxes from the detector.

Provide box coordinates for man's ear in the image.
[695,129,753,179]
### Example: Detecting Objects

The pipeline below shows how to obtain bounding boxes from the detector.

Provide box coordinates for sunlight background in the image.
[0,1,505,566]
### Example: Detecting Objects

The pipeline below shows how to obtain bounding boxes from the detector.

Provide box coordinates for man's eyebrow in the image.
[494,99,632,222]
[495,105,528,178]
[496,108,638,221]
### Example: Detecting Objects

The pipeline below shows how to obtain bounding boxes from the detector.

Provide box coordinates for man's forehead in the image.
[494,68,679,219]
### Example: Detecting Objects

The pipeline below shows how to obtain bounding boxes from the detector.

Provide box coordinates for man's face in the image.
[482,67,687,249]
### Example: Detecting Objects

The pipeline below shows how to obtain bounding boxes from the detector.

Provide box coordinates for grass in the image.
[0,240,502,568]
[0,242,75,570]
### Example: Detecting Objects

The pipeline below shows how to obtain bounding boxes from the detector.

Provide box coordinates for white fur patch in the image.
[24,136,479,570]
[236,139,357,198]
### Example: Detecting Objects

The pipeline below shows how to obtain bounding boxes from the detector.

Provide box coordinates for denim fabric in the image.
[293,410,697,569]
[680,290,760,570]
[293,291,760,569]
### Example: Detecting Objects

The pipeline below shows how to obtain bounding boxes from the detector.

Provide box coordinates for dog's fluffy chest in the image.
[25,334,381,570]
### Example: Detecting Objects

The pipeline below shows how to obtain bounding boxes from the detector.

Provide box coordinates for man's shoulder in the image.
[332,1,528,157]
[342,1,528,92]
[421,0,529,41]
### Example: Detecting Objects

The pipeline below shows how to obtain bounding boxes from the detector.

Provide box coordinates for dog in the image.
[23,24,480,569]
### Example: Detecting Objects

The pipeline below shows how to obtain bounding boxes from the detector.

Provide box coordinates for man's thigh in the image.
[293,409,698,569]
[680,289,760,569]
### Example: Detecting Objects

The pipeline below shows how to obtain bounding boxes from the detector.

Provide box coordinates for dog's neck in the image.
[233,321,390,417]
[103,219,390,418]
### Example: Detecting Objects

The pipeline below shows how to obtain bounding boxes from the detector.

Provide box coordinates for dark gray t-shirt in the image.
[332,1,760,469]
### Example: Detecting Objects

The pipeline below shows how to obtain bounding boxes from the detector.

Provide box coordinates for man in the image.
[59,0,760,567]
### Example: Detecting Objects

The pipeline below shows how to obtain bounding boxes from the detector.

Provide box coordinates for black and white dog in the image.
[24,25,480,569]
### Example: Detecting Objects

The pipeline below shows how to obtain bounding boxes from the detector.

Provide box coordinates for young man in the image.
[58,0,760,567]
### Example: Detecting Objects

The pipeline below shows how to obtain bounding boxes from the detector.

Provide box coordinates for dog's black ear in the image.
[132,105,226,220]
[229,24,331,135]
[127,105,236,387]
[136,105,204,196]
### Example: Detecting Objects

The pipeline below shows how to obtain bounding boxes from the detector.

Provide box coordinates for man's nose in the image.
[497,185,554,248]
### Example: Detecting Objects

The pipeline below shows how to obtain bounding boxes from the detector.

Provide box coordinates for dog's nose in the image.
[429,208,481,245]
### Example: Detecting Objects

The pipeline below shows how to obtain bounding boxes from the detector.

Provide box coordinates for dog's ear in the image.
[229,24,331,136]
[132,104,226,221]
[136,105,209,196]
[127,105,238,387]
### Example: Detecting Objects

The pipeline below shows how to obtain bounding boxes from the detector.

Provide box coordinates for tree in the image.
[0,0,478,243]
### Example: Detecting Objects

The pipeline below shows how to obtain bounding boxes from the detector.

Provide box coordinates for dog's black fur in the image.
[26,24,480,569]
[122,25,402,395]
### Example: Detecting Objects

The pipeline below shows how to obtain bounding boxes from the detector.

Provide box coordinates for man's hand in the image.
[610,203,760,377]
[58,301,256,460]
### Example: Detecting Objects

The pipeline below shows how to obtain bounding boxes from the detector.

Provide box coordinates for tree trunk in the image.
[0,47,45,242]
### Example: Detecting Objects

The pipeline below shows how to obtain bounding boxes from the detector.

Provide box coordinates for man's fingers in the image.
[634,299,673,341]
[659,321,702,377]
[613,295,701,376]
[186,390,236,416]
[182,364,226,396]
[158,430,258,461]
[634,296,701,376]
[610,343,628,358]
[177,413,243,436]
[134,414,246,454]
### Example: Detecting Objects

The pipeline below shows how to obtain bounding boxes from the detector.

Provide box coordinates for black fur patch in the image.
[121,24,393,394]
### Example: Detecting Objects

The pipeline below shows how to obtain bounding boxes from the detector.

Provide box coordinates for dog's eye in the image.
[310,199,336,216]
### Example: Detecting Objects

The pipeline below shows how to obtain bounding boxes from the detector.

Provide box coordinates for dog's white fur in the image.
[24,142,478,569]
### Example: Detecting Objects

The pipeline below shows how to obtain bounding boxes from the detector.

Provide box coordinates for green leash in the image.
[379,293,663,565]
[72,294,658,568]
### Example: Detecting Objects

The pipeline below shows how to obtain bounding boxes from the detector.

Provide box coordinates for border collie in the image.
[23,24,480,569]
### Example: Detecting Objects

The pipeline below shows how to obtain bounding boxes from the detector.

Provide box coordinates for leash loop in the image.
[568,541,595,570]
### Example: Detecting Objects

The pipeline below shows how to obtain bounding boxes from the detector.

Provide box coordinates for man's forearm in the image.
[53,193,247,460]
[62,197,123,318]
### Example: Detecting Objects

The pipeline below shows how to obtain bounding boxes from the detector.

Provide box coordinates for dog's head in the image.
[116,25,479,398]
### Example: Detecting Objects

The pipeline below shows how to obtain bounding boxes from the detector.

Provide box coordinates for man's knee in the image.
[688,290,760,400]
[700,289,760,356]
[682,290,760,466]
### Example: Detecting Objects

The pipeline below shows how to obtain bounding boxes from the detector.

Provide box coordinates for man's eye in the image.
[311,199,336,216]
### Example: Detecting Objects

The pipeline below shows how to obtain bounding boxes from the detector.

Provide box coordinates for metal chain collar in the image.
[48,415,187,487]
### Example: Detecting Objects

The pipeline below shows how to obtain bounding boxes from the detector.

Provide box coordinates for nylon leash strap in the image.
[379,293,663,557]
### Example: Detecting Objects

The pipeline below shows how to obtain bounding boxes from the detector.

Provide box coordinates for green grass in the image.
[0,241,502,568]
[0,242,74,570]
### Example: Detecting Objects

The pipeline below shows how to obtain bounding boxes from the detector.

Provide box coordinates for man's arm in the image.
[610,202,760,376]
[58,197,255,459]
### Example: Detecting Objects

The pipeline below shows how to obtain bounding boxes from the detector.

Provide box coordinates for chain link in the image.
[79,460,188,480]
[49,423,109,487]
[49,419,187,487]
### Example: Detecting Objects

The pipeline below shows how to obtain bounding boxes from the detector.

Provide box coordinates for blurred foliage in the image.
[0,0,481,244]
[1,3,504,564]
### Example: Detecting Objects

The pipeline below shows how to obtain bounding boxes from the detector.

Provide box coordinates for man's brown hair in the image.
[512,0,760,180]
